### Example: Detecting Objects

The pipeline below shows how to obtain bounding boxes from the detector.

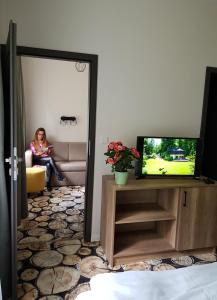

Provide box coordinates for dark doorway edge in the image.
[17,46,98,241]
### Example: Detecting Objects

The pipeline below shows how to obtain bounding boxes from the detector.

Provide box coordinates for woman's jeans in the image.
[33,156,60,188]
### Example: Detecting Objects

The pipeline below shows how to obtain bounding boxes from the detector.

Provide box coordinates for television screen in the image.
[136,136,200,177]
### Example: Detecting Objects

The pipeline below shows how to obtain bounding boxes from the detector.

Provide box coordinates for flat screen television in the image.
[136,136,201,178]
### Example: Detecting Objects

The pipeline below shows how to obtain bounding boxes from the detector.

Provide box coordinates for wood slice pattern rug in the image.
[17,186,217,300]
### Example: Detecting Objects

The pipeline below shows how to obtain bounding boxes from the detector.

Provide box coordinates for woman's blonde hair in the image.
[33,127,48,149]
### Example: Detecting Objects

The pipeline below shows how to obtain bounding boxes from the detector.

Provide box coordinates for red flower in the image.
[114,142,125,151]
[105,141,140,172]
[114,153,121,163]
[130,147,140,159]
[106,158,115,165]
[108,142,115,150]
[117,145,125,151]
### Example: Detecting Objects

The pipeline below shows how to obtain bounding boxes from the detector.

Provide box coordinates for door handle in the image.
[5,157,12,164]
[5,147,21,180]
[183,191,187,207]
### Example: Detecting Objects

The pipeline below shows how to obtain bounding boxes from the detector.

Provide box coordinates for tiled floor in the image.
[17,186,217,299]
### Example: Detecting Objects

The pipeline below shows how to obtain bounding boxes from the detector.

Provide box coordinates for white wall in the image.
[1,0,217,240]
[21,56,89,144]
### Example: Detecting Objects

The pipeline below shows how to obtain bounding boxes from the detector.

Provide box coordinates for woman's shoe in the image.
[47,185,52,192]
[57,174,64,181]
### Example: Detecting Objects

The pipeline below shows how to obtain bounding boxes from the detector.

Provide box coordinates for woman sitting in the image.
[30,127,64,191]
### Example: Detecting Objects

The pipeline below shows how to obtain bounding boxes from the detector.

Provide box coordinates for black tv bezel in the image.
[136,136,202,179]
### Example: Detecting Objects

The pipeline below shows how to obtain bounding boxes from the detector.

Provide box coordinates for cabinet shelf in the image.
[101,175,217,266]
[115,203,176,224]
[114,230,173,258]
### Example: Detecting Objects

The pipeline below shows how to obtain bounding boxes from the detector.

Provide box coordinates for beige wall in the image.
[21,56,89,145]
[1,0,217,240]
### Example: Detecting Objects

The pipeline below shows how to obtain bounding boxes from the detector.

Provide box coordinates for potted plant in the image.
[104,141,140,185]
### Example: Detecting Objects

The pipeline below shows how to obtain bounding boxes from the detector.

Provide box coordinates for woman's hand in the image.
[36,149,47,156]
[36,150,44,156]
[48,148,54,156]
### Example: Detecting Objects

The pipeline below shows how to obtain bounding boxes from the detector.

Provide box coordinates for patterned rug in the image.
[17,186,217,300]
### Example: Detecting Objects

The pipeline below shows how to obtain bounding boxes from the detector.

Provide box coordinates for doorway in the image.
[17,46,98,241]
[200,67,217,180]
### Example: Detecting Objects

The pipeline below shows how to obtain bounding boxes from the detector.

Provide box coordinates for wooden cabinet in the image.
[176,187,217,250]
[101,176,217,266]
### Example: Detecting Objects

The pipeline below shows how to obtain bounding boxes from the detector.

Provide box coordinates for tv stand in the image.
[203,177,215,184]
[101,175,217,266]
[135,176,145,180]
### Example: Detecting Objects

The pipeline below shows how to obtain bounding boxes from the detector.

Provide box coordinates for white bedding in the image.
[76,262,217,300]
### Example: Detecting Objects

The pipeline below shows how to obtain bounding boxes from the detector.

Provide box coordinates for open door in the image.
[3,20,18,300]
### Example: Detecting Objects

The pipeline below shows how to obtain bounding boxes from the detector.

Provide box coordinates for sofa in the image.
[25,142,86,186]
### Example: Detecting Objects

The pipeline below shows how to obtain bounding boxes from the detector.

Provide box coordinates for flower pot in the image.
[114,171,128,185]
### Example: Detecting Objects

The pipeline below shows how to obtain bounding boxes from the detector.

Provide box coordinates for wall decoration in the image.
[60,116,77,126]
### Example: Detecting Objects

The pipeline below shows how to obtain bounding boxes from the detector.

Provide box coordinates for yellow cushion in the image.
[26,167,45,193]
